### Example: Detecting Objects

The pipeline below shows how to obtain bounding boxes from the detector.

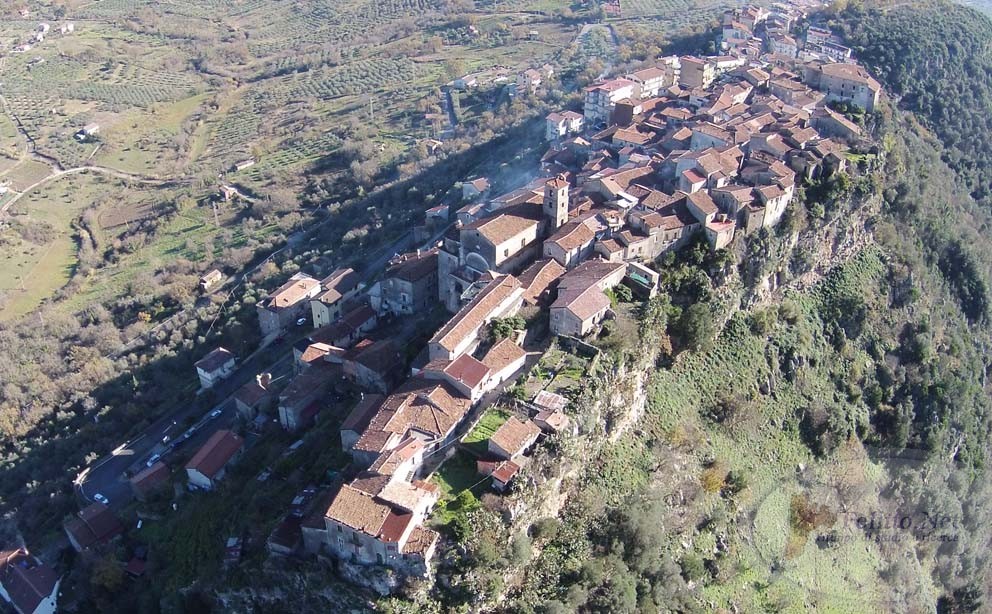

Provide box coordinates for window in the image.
[504,248,509,257]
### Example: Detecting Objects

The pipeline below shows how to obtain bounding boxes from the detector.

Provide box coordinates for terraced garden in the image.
[610,0,735,33]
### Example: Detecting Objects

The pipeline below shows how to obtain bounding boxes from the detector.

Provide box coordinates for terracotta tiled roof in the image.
[401,525,439,555]
[441,354,491,390]
[687,190,719,216]
[185,430,243,479]
[342,394,385,434]
[377,480,437,513]
[491,460,521,484]
[818,62,881,90]
[350,473,392,495]
[0,549,57,614]
[234,379,270,408]
[315,268,360,304]
[681,168,706,185]
[464,204,542,246]
[490,417,541,457]
[430,275,522,353]
[325,484,392,534]
[263,273,320,310]
[387,249,439,282]
[369,437,424,476]
[546,220,595,252]
[533,390,568,412]
[551,260,626,320]
[346,338,399,374]
[354,378,471,454]
[481,339,527,374]
[130,461,169,492]
[535,409,570,433]
[65,502,124,549]
[299,342,334,364]
[629,66,668,81]
[585,78,637,92]
[517,258,566,303]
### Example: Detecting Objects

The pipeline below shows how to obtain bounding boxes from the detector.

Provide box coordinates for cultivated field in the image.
[0,0,579,319]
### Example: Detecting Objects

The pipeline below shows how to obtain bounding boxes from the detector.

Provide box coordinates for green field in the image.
[0,174,95,319]
[0,1,582,320]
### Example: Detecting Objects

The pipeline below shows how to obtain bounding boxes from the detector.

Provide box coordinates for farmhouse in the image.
[199,269,224,292]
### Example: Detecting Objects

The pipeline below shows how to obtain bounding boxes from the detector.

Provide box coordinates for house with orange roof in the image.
[320,479,441,575]
[350,377,473,468]
[550,260,627,337]
[0,548,59,614]
[257,272,322,336]
[429,274,524,362]
[542,220,596,269]
[488,417,542,460]
[63,502,124,553]
[185,430,243,490]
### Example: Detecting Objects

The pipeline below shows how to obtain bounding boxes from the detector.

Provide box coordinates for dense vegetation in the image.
[831,0,992,207]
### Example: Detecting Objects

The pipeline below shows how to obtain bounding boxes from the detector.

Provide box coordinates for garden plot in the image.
[4,161,53,193]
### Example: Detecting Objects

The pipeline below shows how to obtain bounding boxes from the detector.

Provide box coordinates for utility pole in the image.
[368,95,375,122]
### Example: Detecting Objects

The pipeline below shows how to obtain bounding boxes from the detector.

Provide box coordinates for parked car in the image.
[296,317,308,326]
[209,409,223,419]
[93,493,109,505]
[146,454,161,467]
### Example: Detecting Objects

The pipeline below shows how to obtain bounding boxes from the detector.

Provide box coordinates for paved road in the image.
[77,350,294,508]
[76,225,430,508]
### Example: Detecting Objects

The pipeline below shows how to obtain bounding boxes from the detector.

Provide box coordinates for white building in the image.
[583,78,639,125]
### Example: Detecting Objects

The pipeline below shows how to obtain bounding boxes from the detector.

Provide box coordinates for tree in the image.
[675,303,715,351]
[90,555,124,593]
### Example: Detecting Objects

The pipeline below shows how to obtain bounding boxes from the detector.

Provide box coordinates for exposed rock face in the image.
[490,191,884,601]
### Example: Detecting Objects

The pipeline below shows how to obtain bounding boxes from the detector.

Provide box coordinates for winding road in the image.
[0,93,189,217]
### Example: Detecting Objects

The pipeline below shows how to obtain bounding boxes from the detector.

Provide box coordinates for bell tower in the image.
[543,175,569,231]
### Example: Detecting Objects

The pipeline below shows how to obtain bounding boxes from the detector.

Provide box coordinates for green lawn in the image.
[0,174,98,319]
[431,451,484,499]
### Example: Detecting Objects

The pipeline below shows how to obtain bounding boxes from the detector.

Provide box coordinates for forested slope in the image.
[832,0,992,206]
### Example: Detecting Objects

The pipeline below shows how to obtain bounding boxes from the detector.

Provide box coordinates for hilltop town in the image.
[0,0,888,610]
[176,0,876,589]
